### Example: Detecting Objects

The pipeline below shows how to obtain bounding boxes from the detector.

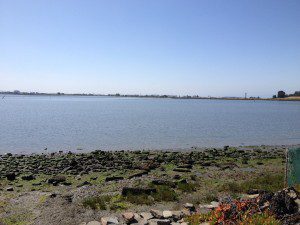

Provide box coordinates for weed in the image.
[124,185,178,205]
[220,173,284,194]
[177,182,196,193]
[82,195,112,210]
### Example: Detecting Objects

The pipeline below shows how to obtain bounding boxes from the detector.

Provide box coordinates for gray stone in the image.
[6,187,13,191]
[101,217,119,225]
[148,219,171,225]
[184,203,194,209]
[150,209,163,219]
[170,211,183,221]
[140,212,153,220]
[87,221,101,225]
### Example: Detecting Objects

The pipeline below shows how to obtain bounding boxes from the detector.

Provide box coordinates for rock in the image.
[122,187,156,196]
[148,219,171,225]
[150,209,164,219]
[162,211,172,219]
[177,164,193,169]
[50,193,57,198]
[173,168,191,173]
[63,194,73,203]
[184,203,195,211]
[244,194,259,199]
[77,181,91,187]
[152,180,175,187]
[128,171,149,179]
[100,217,119,225]
[105,176,124,182]
[6,172,16,181]
[269,190,298,217]
[122,212,135,223]
[140,212,153,220]
[78,222,87,225]
[199,201,219,213]
[295,199,300,212]
[173,175,181,180]
[181,208,191,216]
[48,175,66,185]
[170,211,183,221]
[285,187,299,199]
[87,221,101,225]
[210,201,219,208]
[133,213,141,221]
[21,174,35,181]
[6,187,13,191]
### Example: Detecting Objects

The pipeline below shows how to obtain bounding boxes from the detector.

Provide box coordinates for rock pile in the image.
[0,147,284,178]
[79,203,198,225]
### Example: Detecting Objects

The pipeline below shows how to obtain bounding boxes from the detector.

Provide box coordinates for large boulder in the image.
[47,175,66,185]
[122,187,156,196]
[6,172,16,181]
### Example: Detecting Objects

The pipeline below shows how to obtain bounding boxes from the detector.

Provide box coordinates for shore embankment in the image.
[0,145,299,225]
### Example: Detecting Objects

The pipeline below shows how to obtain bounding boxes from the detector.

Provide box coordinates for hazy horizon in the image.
[1,0,300,98]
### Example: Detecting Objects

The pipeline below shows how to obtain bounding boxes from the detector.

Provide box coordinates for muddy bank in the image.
[0,145,295,225]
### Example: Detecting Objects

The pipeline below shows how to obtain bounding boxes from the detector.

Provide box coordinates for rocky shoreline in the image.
[0,145,298,225]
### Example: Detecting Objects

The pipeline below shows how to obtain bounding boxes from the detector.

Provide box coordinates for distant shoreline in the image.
[1,92,300,101]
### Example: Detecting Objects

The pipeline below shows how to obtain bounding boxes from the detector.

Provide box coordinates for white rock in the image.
[210,201,219,208]
[184,203,194,209]
[87,221,101,225]
[140,212,154,220]
[162,210,172,218]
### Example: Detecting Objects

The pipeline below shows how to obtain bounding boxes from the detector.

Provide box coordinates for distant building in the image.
[294,91,300,96]
[277,91,286,98]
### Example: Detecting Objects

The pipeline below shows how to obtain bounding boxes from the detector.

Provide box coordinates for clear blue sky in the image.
[1,0,299,97]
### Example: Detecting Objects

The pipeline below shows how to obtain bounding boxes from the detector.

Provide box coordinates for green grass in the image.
[177,182,196,192]
[0,213,33,225]
[82,194,129,211]
[123,185,178,205]
[82,195,112,210]
[220,173,284,194]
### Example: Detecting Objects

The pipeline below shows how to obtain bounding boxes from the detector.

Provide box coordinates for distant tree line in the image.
[273,90,300,98]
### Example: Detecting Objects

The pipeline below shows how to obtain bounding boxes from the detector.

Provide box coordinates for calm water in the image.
[0,95,300,154]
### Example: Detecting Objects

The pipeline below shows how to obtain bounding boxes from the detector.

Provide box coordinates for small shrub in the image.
[124,185,178,205]
[177,182,196,192]
[240,174,284,193]
[152,185,178,202]
[240,212,280,225]
[221,181,241,193]
[185,212,212,225]
[123,193,154,205]
[82,195,112,210]
[202,191,219,203]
